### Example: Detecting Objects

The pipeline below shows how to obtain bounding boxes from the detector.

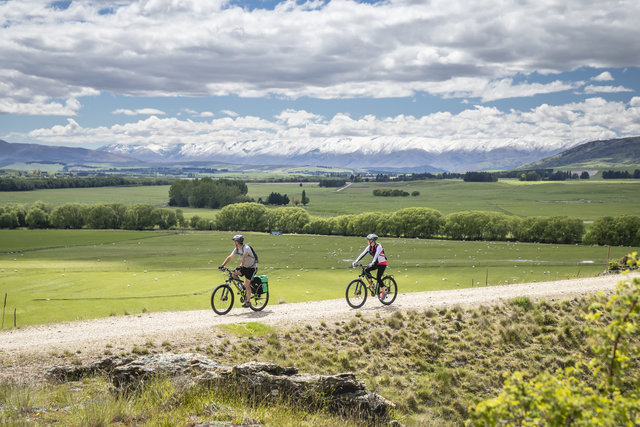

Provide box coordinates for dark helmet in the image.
[366,233,378,241]
[232,234,244,243]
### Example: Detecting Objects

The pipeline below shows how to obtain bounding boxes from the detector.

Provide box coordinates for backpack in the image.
[248,245,259,263]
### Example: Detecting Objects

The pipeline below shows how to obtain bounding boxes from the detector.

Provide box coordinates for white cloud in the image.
[275,109,322,126]
[112,108,166,116]
[20,98,640,155]
[431,78,585,102]
[583,85,633,94]
[220,110,239,117]
[1,0,640,110]
[0,69,96,115]
[592,71,614,81]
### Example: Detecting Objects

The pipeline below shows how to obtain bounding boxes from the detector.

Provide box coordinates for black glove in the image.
[218,265,225,270]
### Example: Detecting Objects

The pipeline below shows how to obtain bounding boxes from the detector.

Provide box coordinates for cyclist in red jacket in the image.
[352,233,388,288]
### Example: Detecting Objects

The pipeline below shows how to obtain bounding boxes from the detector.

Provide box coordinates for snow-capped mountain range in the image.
[99,139,561,172]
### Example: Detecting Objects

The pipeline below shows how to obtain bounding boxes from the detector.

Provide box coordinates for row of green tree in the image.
[168,178,249,209]
[2,201,637,246]
[0,202,184,230]
[602,169,640,179]
[372,189,420,197]
[197,203,596,245]
[463,172,499,182]
[518,170,590,181]
[0,176,172,191]
[318,179,347,187]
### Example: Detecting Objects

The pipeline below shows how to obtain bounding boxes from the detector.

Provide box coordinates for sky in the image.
[1,0,640,158]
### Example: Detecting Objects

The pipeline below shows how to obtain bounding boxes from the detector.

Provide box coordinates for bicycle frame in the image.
[221,267,248,301]
[356,265,379,295]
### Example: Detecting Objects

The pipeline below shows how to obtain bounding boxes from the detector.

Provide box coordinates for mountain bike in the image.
[345,264,397,309]
[211,267,269,315]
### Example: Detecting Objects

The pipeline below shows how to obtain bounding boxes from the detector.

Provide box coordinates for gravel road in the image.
[0,273,636,382]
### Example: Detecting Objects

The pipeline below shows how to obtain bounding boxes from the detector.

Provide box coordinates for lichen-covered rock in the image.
[45,353,396,421]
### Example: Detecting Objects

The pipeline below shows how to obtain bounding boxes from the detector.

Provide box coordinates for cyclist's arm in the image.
[220,250,236,267]
[354,247,368,264]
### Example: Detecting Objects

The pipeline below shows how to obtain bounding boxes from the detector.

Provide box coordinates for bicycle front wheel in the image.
[211,284,234,315]
[346,279,367,308]
[250,288,269,311]
[377,276,397,305]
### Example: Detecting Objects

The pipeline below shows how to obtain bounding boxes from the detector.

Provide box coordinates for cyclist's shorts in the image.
[236,266,257,279]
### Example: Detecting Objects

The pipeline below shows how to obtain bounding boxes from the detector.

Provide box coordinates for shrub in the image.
[50,203,88,229]
[443,211,516,241]
[583,215,640,246]
[346,212,389,237]
[216,202,268,232]
[86,204,118,229]
[267,207,310,234]
[122,204,159,230]
[25,207,49,229]
[469,253,640,425]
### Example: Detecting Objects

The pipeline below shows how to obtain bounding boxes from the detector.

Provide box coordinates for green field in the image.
[1,178,637,328]
[1,179,638,221]
[292,179,640,219]
[0,229,631,328]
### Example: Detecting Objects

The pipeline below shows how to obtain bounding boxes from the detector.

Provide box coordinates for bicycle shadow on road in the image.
[237,310,274,319]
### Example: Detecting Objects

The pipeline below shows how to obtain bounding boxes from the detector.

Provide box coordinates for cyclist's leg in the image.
[241,266,256,306]
[243,277,251,300]
[376,265,386,286]
[364,264,376,278]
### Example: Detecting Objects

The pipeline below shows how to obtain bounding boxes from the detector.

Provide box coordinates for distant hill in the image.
[0,139,140,167]
[518,136,640,169]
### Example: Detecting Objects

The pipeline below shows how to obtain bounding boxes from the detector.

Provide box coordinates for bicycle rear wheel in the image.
[346,279,367,308]
[377,276,397,305]
[211,284,234,315]
[250,288,269,311]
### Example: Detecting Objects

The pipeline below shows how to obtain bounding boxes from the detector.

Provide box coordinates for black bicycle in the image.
[345,264,397,309]
[211,267,269,315]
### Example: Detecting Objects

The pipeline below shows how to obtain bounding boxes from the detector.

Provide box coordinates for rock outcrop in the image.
[46,353,395,421]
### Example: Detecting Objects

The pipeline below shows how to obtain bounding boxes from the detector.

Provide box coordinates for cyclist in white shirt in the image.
[219,234,258,308]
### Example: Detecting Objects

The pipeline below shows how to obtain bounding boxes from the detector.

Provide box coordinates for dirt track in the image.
[1,273,637,383]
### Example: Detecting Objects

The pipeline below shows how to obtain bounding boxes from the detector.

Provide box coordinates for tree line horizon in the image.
[1,168,638,192]
[1,200,637,247]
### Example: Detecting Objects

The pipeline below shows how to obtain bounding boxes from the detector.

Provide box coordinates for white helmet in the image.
[232,234,244,243]
[366,233,378,241]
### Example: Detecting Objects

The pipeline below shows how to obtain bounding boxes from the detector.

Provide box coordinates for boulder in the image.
[45,353,395,421]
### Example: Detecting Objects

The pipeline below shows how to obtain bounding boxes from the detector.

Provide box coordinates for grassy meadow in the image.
[0,229,630,328]
[1,179,638,221]
[0,178,638,327]
[277,179,640,219]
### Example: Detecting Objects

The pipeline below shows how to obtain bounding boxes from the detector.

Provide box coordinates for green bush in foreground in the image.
[468,253,640,426]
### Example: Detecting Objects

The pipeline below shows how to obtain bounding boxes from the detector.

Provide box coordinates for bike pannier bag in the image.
[251,275,268,293]
[256,274,268,292]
